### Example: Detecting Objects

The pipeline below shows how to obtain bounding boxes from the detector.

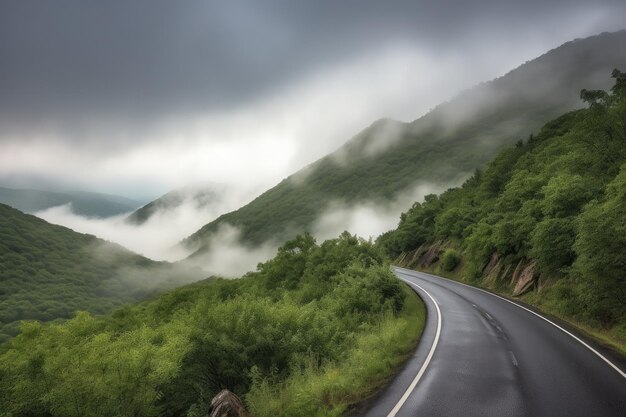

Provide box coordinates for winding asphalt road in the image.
[362,267,626,417]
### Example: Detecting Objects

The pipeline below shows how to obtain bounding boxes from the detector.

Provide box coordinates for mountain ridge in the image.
[0,186,144,218]
[126,183,226,225]
[183,30,626,255]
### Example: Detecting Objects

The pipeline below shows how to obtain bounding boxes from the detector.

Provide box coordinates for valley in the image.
[1,7,625,416]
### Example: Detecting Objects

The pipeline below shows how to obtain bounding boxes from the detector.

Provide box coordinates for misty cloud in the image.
[312,183,452,241]
[1,1,625,198]
[185,224,279,278]
[3,1,626,282]
[33,196,280,278]
[1,1,623,125]
[183,182,456,278]
[33,185,254,261]
[32,179,455,279]
[88,240,207,293]
[0,45,498,197]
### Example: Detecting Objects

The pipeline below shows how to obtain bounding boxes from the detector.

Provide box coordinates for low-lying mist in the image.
[34,186,255,261]
[185,224,280,278]
[34,180,458,280]
[88,240,207,294]
[33,187,282,279]
[312,183,451,241]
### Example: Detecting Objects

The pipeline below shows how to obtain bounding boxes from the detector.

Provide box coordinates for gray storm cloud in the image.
[2,0,624,125]
[2,1,624,285]
[0,0,625,197]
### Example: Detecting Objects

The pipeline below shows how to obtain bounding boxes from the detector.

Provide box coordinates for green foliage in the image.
[380,71,626,326]
[463,220,496,279]
[0,204,192,341]
[572,163,626,323]
[245,285,424,417]
[377,195,441,258]
[541,174,594,217]
[530,218,577,274]
[491,213,536,260]
[441,249,461,271]
[0,233,418,417]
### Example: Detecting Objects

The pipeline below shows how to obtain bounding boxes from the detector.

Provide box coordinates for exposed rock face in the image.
[209,390,250,417]
[397,245,541,298]
[405,244,425,268]
[482,255,512,286]
[512,261,538,296]
[509,260,525,286]
[399,241,459,270]
[419,243,441,267]
[483,253,502,285]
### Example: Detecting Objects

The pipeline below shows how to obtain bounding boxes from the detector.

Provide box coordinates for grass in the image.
[245,284,425,417]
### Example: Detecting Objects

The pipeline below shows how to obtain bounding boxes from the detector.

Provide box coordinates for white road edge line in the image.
[386,279,442,417]
[395,267,626,380]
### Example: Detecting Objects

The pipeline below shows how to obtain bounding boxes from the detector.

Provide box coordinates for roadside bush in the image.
[530,217,577,275]
[441,249,461,271]
[0,233,419,417]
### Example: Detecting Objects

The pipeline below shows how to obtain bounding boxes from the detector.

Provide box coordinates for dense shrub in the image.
[0,233,418,417]
[0,204,192,340]
[572,164,626,323]
[530,217,577,275]
[441,249,461,271]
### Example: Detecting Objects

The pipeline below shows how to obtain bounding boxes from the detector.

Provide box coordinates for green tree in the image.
[541,173,593,217]
[573,164,626,323]
[530,218,577,275]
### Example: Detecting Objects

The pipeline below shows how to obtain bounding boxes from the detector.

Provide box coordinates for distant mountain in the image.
[126,183,226,225]
[0,186,143,217]
[184,30,626,254]
[0,203,204,342]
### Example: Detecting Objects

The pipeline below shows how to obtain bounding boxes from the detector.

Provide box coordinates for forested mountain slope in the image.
[185,30,626,255]
[0,186,142,217]
[0,204,201,341]
[379,69,626,341]
[127,183,225,225]
[0,233,423,417]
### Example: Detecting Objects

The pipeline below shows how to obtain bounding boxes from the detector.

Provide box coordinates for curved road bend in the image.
[362,267,626,417]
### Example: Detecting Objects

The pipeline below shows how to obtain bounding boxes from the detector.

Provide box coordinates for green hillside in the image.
[0,186,143,217]
[127,183,224,225]
[184,30,626,255]
[0,204,201,342]
[0,233,423,417]
[379,69,626,342]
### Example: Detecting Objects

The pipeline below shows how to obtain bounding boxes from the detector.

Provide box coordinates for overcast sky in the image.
[1,1,625,200]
